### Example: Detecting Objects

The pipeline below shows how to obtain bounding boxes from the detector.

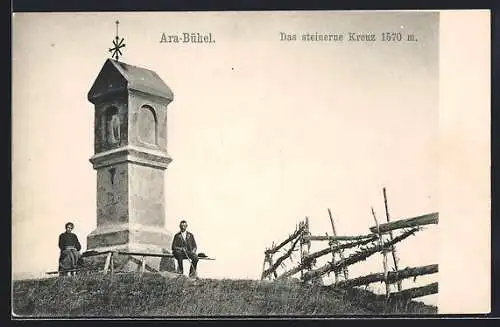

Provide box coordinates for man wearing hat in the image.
[58,221,82,276]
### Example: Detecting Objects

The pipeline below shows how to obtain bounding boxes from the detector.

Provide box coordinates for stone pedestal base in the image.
[85,223,175,273]
[87,223,172,250]
[82,252,177,273]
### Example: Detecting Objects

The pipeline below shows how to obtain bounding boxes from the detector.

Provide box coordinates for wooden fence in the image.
[261,187,439,303]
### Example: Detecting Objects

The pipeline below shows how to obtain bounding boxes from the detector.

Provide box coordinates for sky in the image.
[12,11,490,313]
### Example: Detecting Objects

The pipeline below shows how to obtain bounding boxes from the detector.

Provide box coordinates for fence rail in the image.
[368,212,438,234]
[335,264,438,288]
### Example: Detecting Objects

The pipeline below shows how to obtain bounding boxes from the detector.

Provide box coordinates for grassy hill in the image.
[12,272,437,317]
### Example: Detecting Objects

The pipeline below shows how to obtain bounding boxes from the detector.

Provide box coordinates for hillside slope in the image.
[12,272,437,317]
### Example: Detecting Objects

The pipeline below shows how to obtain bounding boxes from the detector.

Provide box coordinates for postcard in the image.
[11,10,490,317]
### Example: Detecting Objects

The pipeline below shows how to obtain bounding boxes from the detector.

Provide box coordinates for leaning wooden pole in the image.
[328,208,348,280]
[262,234,301,279]
[335,264,438,288]
[383,187,402,291]
[303,234,374,241]
[264,242,277,280]
[372,207,390,300]
[265,224,306,255]
[368,212,438,234]
[388,282,438,301]
[278,236,377,280]
[260,257,266,280]
[302,227,420,281]
[302,236,377,264]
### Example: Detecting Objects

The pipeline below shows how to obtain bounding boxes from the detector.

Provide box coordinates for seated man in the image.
[58,221,82,276]
[171,220,199,278]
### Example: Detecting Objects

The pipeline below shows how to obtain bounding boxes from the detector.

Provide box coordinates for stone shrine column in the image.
[86,58,174,271]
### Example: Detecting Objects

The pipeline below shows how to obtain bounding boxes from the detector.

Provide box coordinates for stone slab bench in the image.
[46,250,215,275]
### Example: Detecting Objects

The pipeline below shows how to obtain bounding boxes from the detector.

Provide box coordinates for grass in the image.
[12,272,437,317]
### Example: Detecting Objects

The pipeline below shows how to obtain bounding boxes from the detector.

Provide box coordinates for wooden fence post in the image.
[326,232,338,284]
[268,242,274,280]
[140,256,146,274]
[303,217,318,284]
[299,221,305,280]
[328,208,349,280]
[103,252,112,274]
[110,252,114,275]
[383,187,402,291]
[261,252,269,280]
[299,218,312,281]
[372,207,390,300]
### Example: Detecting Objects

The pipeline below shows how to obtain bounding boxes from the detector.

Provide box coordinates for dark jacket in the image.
[171,231,197,253]
[58,232,82,251]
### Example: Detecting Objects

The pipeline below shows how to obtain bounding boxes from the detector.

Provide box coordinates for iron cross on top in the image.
[109,20,126,61]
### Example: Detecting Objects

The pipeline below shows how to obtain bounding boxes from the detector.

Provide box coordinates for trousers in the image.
[173,249,199,277]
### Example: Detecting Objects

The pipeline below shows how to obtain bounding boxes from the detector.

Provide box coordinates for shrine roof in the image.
[88,59,174,102]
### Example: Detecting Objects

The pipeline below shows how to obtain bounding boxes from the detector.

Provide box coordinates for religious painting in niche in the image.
[104,106,120,144]
[138,105,158,145]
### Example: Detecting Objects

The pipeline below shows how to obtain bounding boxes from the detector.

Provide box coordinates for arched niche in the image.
[138,105,158,146]
[103,106,120,145]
